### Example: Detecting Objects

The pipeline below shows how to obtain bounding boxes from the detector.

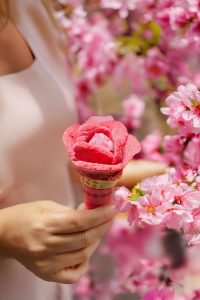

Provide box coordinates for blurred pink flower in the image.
[163,135,185,166]
[143,288,174,300]
[112,54,149,96]
[101,0,138,18]
[122,94,145,130]
[184,136,200,169]
[114,186,132,212]
[142,131,165,162]
[74,276,93,299]
[188,234,200,246]
[145,48,169,80]
[169,7,191,31]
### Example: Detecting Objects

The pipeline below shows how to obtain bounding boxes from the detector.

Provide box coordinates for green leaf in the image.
[191,99,199,107]
[118,21,162,55]
[129,184,144,201]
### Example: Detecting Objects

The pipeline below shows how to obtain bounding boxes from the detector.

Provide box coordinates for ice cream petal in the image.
[122,134,141,166]
[106,121,128,164]
[74,142,113,164]
[63,115,141,174]
[73,159,123,173]
[62,124,80,160]
[77,125,112,143]
[89,133,114,153]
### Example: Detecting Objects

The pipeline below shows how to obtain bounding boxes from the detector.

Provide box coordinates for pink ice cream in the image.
[63,115,141,209]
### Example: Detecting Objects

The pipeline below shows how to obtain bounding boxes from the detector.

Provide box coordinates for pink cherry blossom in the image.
[114,186,132,212]
[114,186,139,224]
[184,136,200,169]
[161,84,200,134]
[140,174,172,194]
[186,208,200,235]
[136,191,169,225]
[114,174,200,229]
[172,184,200,210]
[165,204,194,230]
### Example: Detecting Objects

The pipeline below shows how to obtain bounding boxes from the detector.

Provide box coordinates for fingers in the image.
[32,241,99,283]
[52,260,89,284]
[39,241,99,278]
[49,204,116,234]
[52,240,99,271]
[47,220,112,253]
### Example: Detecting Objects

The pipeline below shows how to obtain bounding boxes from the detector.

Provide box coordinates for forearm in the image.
[118,160,167,188]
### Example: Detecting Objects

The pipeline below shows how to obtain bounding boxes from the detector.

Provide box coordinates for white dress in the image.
[0,1,77,299]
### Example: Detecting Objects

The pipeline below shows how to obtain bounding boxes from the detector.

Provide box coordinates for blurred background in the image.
[50,1,200,299]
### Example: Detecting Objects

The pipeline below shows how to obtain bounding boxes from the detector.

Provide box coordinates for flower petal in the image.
[77,125,112,143]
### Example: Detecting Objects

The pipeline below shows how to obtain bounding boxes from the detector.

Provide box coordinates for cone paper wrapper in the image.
[79,171,122,209]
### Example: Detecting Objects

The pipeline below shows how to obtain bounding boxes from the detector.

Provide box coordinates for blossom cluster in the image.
[162,84,200,189]
[73,82,200,299]
[55,0,200,127]
[109,80,200,298]
[115,174,200,241]
[161,84,200,135]
[74,218,200,300]
[54,0,200,298]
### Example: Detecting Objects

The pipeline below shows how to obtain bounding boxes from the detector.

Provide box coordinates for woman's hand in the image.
[0,201,115,283]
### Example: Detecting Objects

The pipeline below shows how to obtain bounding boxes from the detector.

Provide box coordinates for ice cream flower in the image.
[63,115,141,173]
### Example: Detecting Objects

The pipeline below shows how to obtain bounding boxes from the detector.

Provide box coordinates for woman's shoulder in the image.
[9,0,68,78]
[0,21,35,76]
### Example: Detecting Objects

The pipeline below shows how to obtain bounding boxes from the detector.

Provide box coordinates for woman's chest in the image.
[0,61,76,203]
[0,61,75,149]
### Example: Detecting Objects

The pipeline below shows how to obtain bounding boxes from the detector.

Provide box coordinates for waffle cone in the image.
[79,171,122,209]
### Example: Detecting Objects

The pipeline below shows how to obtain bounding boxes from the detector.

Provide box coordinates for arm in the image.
[118,159,167,188]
